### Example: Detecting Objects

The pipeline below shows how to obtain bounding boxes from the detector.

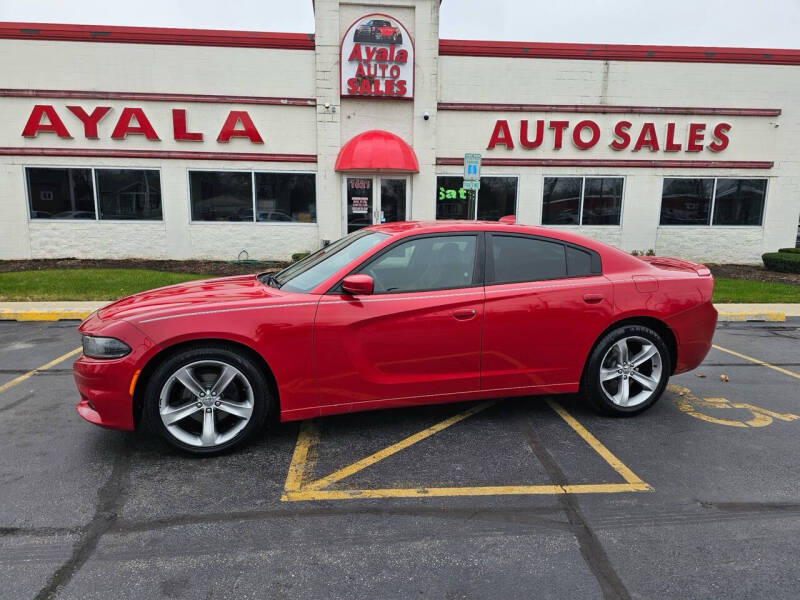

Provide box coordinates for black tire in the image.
[144,345,271,455]
[582,325,671,417]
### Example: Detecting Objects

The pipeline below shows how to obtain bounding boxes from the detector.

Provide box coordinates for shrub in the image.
[778,247,800,254]
[763,251,800,274]
[292,252,311,262]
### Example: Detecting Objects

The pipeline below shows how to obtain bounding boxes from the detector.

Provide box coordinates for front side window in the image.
[660,178,766,226]
[490,235,567,284]
[96,169,162,220]
[542,177,623,226]
[361,235,477,293]
[436,176,517,221]
[27,167,95,219]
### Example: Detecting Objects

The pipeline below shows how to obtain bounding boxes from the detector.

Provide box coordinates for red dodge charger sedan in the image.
[74,222,717,454]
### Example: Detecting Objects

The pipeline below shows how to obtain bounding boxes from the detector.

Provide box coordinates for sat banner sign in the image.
[341,14,414,99]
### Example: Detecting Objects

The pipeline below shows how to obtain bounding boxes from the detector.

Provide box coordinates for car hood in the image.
[93,274,285,323]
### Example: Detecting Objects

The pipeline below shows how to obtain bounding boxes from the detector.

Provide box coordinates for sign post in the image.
[463,153,481,191]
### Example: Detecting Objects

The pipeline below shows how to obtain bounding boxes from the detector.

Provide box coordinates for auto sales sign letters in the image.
[341,14,413,99]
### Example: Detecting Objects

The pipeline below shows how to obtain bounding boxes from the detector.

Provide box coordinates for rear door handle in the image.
[452,308,477,320]
[583,294,604,304]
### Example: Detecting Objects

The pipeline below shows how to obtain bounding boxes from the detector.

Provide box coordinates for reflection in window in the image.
[435,176,517,220]
[490,235,567,283]
[96,169,162,220]
[542,177,623,226]
[190,171,252,222]
[26,168,95,219]
[255,173,316,223]
[660,178,766,226]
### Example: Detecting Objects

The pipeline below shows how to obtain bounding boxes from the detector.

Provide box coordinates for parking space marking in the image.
[712,344,800,381]
[281,399,651,502]
[670,384,800,428]
[0,346,81,396]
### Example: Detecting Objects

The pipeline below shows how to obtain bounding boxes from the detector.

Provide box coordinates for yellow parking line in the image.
[282,420,321,494]
[0,347,82,396]
[303,400,496,491]
[712,344,800,381]
[546,399,648,486]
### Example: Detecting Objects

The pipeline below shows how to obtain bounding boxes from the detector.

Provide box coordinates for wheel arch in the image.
[580,315,678,390]
[131,338,279,428]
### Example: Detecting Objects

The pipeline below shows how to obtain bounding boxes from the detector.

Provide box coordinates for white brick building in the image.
[1,0,798,263]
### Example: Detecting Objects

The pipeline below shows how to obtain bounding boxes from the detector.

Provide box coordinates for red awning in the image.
[335,130,419,173]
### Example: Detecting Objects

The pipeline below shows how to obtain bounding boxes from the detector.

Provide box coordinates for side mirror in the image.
[342,274,374,295]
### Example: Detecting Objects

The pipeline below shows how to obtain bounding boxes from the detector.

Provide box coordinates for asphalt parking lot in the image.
[1,319,799,599]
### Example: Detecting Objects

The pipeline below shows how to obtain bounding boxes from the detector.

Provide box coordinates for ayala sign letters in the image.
[341,14,413,99]
[487,119,731,152]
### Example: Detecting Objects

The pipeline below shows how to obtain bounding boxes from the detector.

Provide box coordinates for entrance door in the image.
[345,176,408,233]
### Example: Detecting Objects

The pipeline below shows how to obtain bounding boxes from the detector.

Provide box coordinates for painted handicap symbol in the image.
[668,384,800,428]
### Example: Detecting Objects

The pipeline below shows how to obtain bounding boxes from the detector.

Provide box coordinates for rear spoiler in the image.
[639,256,712,277]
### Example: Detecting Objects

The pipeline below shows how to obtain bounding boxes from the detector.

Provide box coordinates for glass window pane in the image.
[477,177,517,221]
[255,173,316,223]
[542,177,581,225]
[436,176,475,220]
[362,235,477,293]
[491,235,567,283]
[660,178,713,225]
[96,169,162,220]
[582,178,623,225]
[566,246,593,277]
[189,171,252,221]
[712,179,766,226]
[27,168,95,219]
[347,177,373,233]
[380,178,406,223]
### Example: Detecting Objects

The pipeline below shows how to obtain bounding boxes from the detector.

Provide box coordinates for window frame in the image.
[541,175,626,227]
[485,232,602,286]
[327,232,485,295]
[657,176,768,227]
[187,168,318,225]
[434,174,520,221]
[25,165,163,223]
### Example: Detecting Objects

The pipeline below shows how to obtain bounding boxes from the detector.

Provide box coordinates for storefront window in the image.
[660,178,766,226]
[26,168,95,219]
[189,171,252,222]
[255,173,316,223]
[96,169,162,220]
[435,176,517,220]
[542,177,623,225]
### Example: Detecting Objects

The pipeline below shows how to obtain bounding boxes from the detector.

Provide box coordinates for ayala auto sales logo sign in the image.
[341,14,413,99]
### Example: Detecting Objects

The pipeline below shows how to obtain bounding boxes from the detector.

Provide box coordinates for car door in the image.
[481,233,614,392]
[314,233,484,411]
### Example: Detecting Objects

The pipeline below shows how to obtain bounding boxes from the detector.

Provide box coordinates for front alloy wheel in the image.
[145,346,270,454]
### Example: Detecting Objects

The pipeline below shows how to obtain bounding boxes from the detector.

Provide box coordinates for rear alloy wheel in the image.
[145,347,270,455]
[583,325,670,416]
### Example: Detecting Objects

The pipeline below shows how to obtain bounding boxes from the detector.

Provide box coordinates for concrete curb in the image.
[0,308,95,321]
[716,311,786,322]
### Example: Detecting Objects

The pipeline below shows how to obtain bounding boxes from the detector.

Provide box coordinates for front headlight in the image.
[82,336,131,359]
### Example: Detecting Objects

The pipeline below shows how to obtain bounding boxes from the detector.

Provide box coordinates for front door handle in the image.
[583,293,604,304]
[452,308,477,320]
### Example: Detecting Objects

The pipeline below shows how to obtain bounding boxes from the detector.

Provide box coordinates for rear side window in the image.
[490,235,567,283]
[566,246,593,277]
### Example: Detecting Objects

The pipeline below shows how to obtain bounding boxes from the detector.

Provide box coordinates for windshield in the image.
[267,230,389,294]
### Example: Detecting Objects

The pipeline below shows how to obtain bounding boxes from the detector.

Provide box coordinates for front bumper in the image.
[73,317,157,431]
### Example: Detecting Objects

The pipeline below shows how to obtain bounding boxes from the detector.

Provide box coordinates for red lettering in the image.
[216,110,263,143]
[66,106,110,139]
[375,48,388,62]
[395,49,408,63]
[549,121,569,150]
[395,79,407,96]
[520,120,544,148]
[389,64,400,78]
[21,104,71,138]
[572,120,600,149]
[348,44,362,61]
[172,109,203,141]
[364,46,377,61]
[708,123,730,152]
[664,123,682,152]
[610,121,631,150]
[687,123,705,152]
[359,78,371,94]
[111,107,160,140]
[347,78,359,94]
[633,122,659,151]
[488,119,514,149]
[385,79,395,95]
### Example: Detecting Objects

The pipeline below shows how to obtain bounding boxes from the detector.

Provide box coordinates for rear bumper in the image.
[667,301,718,374]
